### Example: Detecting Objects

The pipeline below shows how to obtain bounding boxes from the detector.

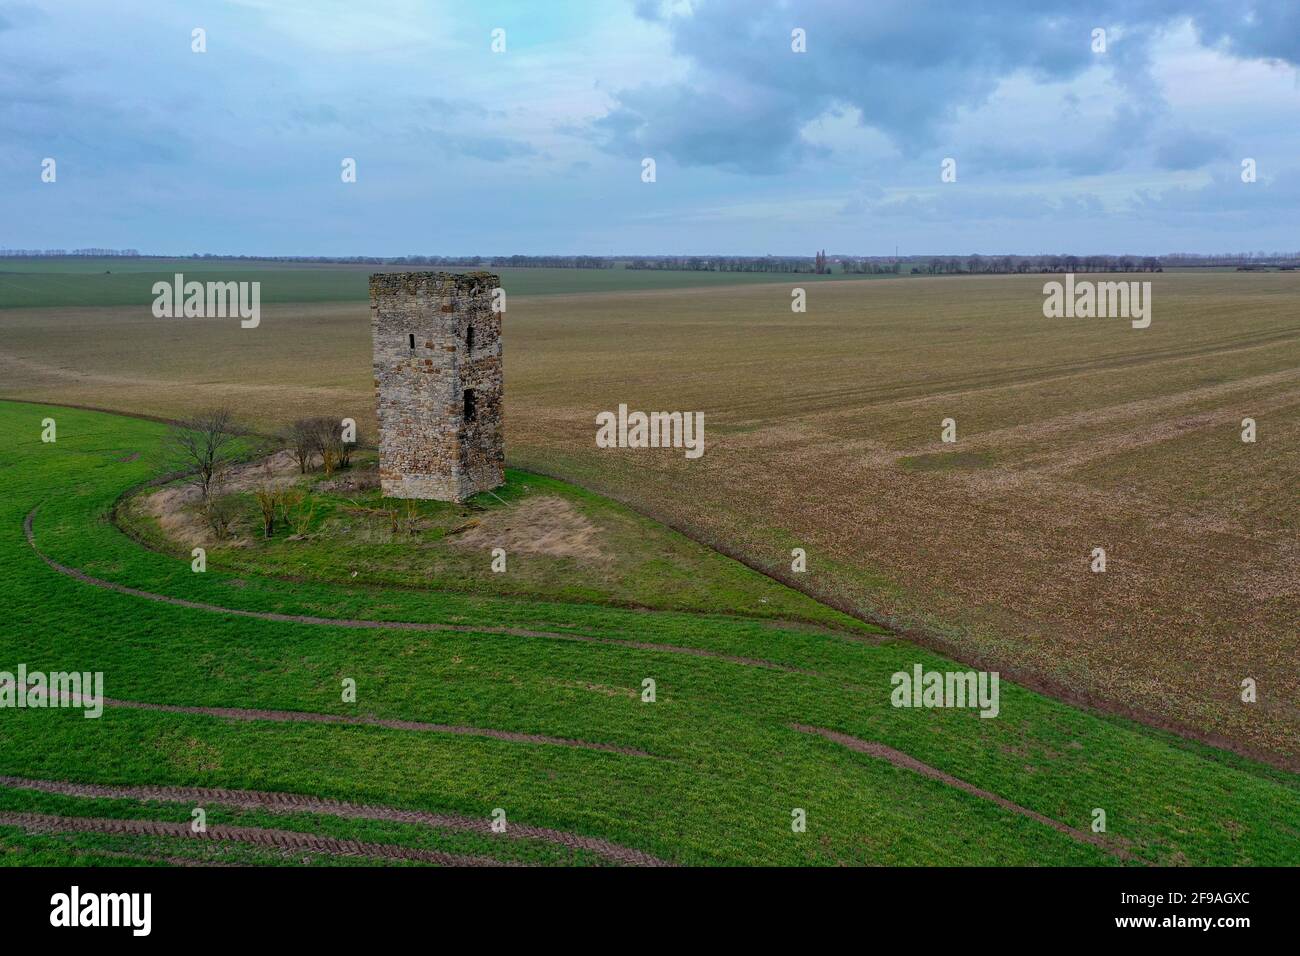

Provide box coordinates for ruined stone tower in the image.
[370,272,503,502]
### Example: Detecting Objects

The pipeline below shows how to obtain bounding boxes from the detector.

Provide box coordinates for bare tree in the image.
[283,419,317,474]
[307,417,340,477]
[162,407,239,502]
[307,417,361,474]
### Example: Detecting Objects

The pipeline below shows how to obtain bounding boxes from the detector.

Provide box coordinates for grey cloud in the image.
[1154,128,1230,170]
[1188,0,1300,65]
[1128,165,1300,220]
[600,0,1300,175]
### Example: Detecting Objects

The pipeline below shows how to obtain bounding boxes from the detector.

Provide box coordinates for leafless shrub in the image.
[252,489,276,537]
[203,491,240,540]
[290,496,315,536]
[162,407,239,502]
[250,465,279,538]
[375,500,419,537]
[276,487,315,536]
[401,499,419,536]
[305,417,361,474]
[277,486,302,524]
[341,422,363,468]
[282,420,318,474]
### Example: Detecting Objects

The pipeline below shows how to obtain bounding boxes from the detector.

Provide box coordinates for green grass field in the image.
[2,400,1297,866]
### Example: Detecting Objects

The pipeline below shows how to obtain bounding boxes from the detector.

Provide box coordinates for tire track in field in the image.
[790,725,1135,861]
[36,686,654,757]
[0,811,517,867]
[23,507,821,678]
[0,776,672,867]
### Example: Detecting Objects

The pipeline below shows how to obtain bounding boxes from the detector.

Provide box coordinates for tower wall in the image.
[370,271,503,502]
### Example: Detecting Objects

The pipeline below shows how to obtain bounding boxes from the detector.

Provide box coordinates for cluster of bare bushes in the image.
[160,408,358,540]
[250,468,314,538]
[282,417,363,478]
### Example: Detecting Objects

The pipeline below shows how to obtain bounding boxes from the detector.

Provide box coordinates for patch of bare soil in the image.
[452,495,607,561]
[314,466,379,493]
[139,450,301,547]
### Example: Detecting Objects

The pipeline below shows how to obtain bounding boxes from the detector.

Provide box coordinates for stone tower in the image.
[370,271,503,502]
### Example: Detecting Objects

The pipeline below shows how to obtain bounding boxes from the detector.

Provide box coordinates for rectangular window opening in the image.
[463,388,476,422]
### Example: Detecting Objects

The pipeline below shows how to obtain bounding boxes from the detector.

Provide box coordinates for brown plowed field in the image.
[3,270,1296,760]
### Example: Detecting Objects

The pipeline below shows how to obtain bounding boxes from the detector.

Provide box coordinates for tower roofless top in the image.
[368,271,499,297]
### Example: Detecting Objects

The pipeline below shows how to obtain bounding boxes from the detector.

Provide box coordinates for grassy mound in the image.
[118,450,860,628]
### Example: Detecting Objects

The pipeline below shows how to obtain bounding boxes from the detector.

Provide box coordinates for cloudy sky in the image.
[3,0,1298,256]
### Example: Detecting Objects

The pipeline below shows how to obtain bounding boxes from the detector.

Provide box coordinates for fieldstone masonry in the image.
[370,272,504,501]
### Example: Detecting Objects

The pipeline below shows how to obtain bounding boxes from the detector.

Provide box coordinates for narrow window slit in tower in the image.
[463,389,476,422]
[408,333,415,350]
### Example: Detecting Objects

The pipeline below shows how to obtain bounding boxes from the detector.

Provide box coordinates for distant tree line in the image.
[0,248,140,256]
[627,253,1167,275]
[1164,252,1300,268]
[901,255,1164,275]
[17,250,1299,272]
[840,260,903,274]
[381,256,485,266]
[627,256,828,274]
[488,255,613,269]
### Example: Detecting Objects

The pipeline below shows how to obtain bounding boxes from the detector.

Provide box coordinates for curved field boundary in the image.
[790,724,1135,862]
[24,507,818,677]
[0,775,672,867]
[0,811,518,867]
